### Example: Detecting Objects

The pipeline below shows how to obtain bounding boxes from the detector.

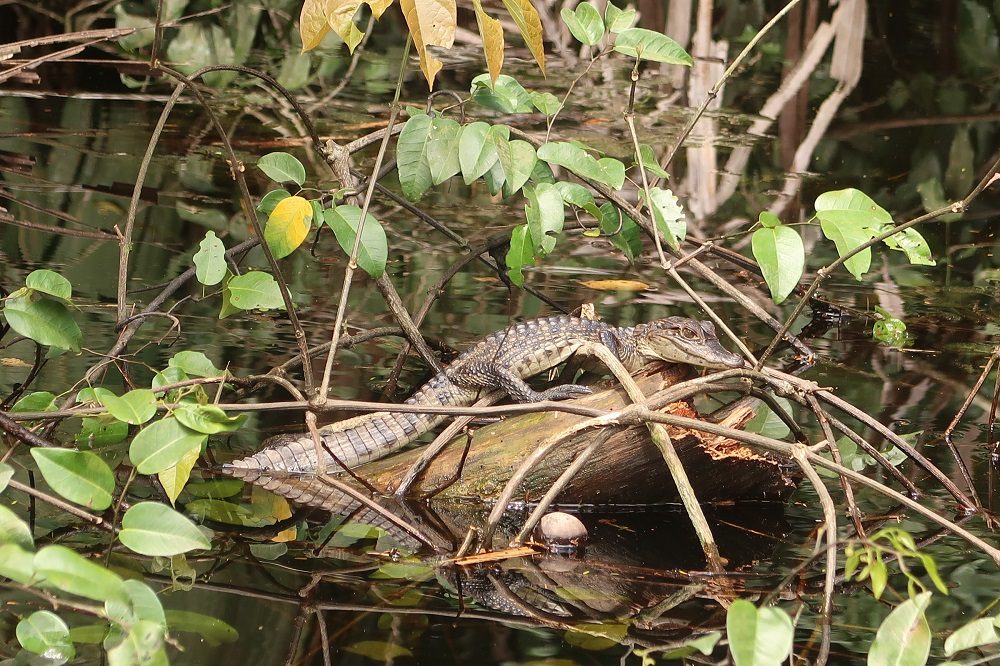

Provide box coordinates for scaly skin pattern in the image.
[224,315,743,479]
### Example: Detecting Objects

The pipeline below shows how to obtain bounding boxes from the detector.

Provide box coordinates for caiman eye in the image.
[680,327,699,340]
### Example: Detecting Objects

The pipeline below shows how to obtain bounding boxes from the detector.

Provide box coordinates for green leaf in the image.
[867,592,932,666]
[193,231,227,286]
[10,391,57,413]
[186,499,264,526]
[819,218,874,280]
[815,188,892,279]
[105,579,167,629]
[264,195,313,259]
[0,544,35,586]
[0,504,33,550]
[726,599,794,666]
[396,114,433,200]
[257,151,306,186]
[34,544,128,603]
[118,502,211,556]
[96,388,158,425]
[505,224,534,286]
[25,269,72,301]
[555,181,595,209]
[560,2,605,45]
[158,448,199,505]
[0,461,13,492]
[604,3,636,32]
[944,617,1000,656]
[459,122,508,184]
[168,351,223,378]
[165,22,235,87]
[106,620,168,666]
[661,632,722,659]
[2,294,82,352]
[183,479,244,499]
[30,448,115,510]
[470,74,533,113]
[226,271,286,311]
[644,187,686,250]
[599,203,642,263]
[129,417,206,475]
[164,610,239,645]
[637,144,669,179]
[496,139,537,196]
[529,91,561,116]
[174,403,247,434]
[256,189,291,217]
[525,183,565,255]
[879,226,936,266]
[870,554,888,599]
[248,543,288,560]
[873,306,908,347]
[426,117,463,186]
[537,141,626,190]
[152,366,187,390]
[343,641,412,660]
[751,219,804,304]
[744,396,793,440]
[483,158,507,196]
[323,205,389,278]
[614,28,693,64]
[16,611,74,660]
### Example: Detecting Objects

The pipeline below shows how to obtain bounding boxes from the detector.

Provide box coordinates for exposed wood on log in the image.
[345,363,798,505]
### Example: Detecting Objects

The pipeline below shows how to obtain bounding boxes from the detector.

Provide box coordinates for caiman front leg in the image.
[450,361,593,403]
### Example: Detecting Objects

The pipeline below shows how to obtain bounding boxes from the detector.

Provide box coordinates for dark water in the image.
[2,3,1000,664]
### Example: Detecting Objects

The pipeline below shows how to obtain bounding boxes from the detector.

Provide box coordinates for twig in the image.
[7,478,110,530]
[316,37,412,404]
[513,427,617,543]
[312,475,439,551]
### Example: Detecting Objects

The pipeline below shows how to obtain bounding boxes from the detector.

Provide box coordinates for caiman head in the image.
[633,316,745,369]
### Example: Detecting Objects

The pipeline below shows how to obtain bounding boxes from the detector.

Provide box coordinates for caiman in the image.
[225,315,744,477]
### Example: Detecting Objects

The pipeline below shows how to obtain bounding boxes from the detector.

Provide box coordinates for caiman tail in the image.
[225,372,478,477]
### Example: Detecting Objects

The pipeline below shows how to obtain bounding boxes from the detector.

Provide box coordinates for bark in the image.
[350,364,798,505]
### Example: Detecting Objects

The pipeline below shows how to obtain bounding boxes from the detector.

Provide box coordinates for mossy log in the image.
[347,363,798,505]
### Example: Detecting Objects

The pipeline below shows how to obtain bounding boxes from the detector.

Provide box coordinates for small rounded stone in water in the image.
[538,512,587,550]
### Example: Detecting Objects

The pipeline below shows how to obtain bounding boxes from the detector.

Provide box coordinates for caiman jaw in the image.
[635,316,745,369]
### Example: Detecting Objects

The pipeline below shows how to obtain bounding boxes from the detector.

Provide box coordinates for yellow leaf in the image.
[579,279,650,291]
[400,0,456,89]
[500,0,545,76]
[472,0,504,83]
[159,448,199,506]
[251,486,293,521]
[365,0,394,20]
[325,0,366,52]
[265,195,313,259]
[300,0,331,51]
[272,527,298,543]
